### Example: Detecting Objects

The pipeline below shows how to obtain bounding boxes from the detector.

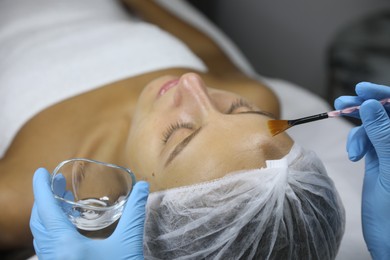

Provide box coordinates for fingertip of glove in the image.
[355,81,373,87]
[355,81,378,93]
[333,98,343,110]
[360,100,385,118]
[356,82,390,99]
[334,96,350,110]
[348,154,361,162]
[346,126,367,162]
[33,168,50,187]
[334,95,363,110]
[135,181,150,190]
[347,143,363,162]
[132,181,150,198]
[34,167,49,176]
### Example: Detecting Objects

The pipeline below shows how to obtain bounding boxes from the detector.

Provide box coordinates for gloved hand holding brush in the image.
[335,82,390,260]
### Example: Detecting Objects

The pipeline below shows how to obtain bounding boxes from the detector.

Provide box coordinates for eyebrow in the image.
[164,110,274,167]
[164,127,203,167]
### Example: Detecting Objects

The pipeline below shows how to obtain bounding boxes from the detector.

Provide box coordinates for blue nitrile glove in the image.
[30,168,149,260]
[335,82,390,259]
[334,82,390,161]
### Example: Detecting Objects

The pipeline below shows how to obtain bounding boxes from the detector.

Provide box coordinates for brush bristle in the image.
[267,120,291,136]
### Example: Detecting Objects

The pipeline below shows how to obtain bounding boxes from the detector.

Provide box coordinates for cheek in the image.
[127,127,158,180]
[160,161,214,189]
[158,150,248,189]
[159,137,266,189]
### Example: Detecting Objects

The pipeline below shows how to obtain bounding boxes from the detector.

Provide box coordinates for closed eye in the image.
[225,98,254,114]
[227,98,276,118]
[162,121,195,144]
[162,99,272,144]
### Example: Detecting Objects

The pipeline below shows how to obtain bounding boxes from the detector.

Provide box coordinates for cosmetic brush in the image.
[268,98,390,136]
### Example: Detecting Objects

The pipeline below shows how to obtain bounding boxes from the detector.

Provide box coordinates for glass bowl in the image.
[51,158,136,231]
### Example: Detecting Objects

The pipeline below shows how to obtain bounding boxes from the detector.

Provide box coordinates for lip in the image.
[157,78,180,97]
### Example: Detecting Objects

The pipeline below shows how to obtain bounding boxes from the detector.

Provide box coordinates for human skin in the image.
[126,72,293,191]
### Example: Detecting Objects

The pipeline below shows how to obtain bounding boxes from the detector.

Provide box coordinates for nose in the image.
[174,73,216,117]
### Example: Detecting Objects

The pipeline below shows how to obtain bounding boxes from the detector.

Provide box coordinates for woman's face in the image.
[126,73,293,191]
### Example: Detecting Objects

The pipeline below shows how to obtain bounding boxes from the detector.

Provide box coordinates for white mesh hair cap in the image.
[143,143,345,260]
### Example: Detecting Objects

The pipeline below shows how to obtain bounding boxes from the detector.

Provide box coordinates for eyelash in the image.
[162,121,194,144]
[226,98,253,114]
[162,98,252,144]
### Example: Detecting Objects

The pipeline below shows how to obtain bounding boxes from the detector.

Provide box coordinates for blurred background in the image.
[189,0,390,105]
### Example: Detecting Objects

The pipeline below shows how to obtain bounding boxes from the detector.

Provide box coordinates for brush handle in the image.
[289,113,328,126]
[284,98,390,129]
[328,98,390,118]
